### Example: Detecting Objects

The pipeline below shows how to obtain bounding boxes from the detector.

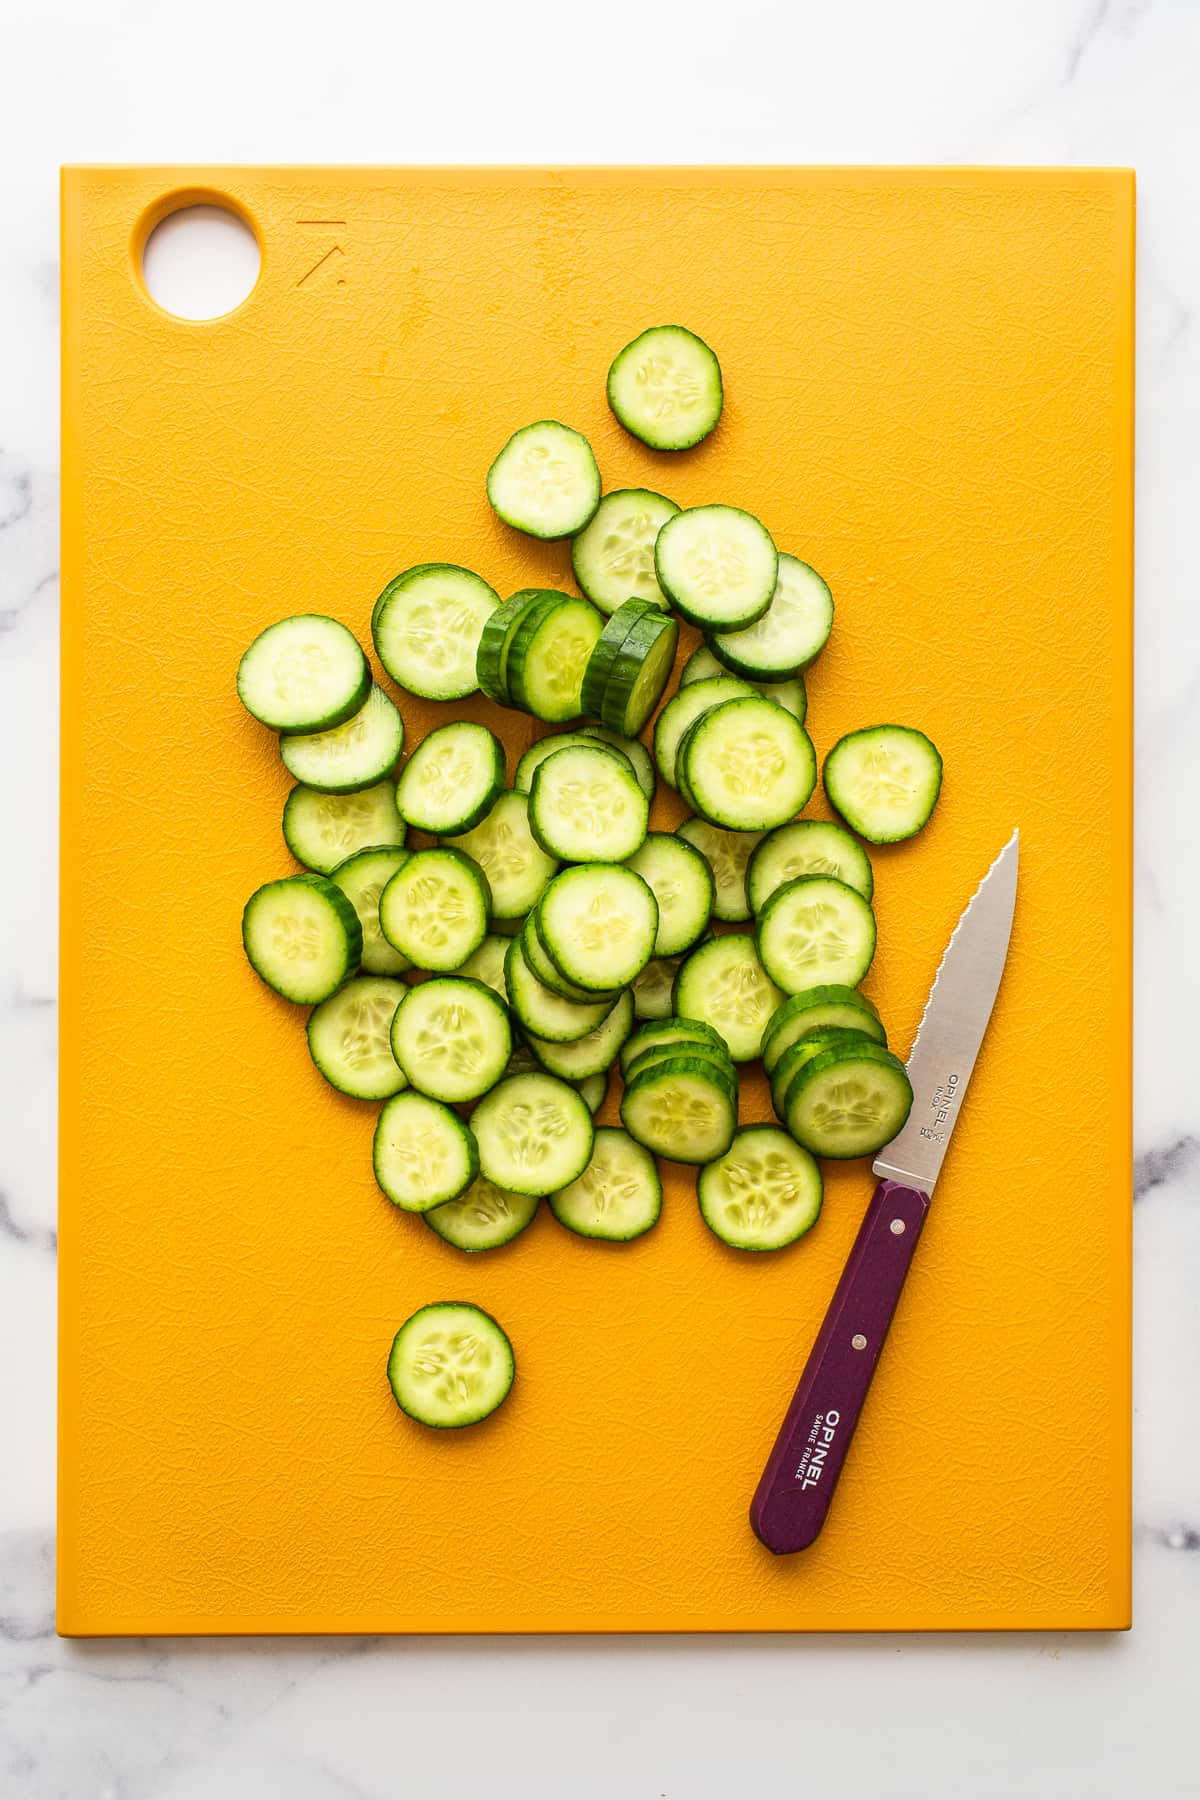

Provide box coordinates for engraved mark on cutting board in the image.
[296,219,348,289]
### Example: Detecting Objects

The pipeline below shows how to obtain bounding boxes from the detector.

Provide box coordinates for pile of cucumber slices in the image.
[237,324,944,1431]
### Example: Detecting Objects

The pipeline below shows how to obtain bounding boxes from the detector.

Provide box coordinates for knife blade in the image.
[749,831,1020,1554]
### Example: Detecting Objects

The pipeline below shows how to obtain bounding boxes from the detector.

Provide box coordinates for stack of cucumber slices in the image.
[236,323,945,1429]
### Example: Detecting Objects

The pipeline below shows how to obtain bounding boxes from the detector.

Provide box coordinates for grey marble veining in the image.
[2,0,1199,1792]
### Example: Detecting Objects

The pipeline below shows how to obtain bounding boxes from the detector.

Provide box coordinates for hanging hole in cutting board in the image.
[141,203,261,321]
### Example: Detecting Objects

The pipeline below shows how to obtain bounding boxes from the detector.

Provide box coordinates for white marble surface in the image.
[3,0,1198,1792]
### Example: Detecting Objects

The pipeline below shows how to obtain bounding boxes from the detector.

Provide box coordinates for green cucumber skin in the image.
[619,1015,728,1076]
[476,590,550,703]
[580,599,658,718]
[599,612,679,738]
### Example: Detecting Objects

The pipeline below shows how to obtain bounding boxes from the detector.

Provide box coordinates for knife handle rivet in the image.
[889,1218,906,1235]
[851,1333,868,1351]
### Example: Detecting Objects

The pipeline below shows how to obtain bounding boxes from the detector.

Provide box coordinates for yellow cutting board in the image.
[58,167,1133,1635]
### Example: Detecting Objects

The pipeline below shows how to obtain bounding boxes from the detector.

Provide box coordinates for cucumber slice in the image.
[571,488,680,613]
[599,610,679,738]
[823,725,944,844]
[762,985,885,1077]
[756,874,877,995]
[515,732,606,792]
[653,676,755,789]
[487,421,601,540]
[708,555,833,679]
[770,1027,877,1117]
[576,1070,609,1115]
[283,781,405,875]
[578,727,656,801]
[655,506,777,629]
[606,325,723,451]
[675,818,764,923]
[330,846,412,976]
[237,614,369,733]
[522,914,616,1004]
[783,1039,914,1159]
[625,833,714,957]
[423,1180,540,1253]
[508,594,605,722]
[279,685,404,793]
[529,744,649,864]
[371,563,500,701]
[395,721,505,834]
[242,874,362,1004]
[476,589,549,704]
[673,934,783,1062]
[505,933,616,1043]
[379,847,490,972]
[680,645,807,720]
[526,990,635,1079]
[471,1072,594,1196]
[631,954,685,1021]
[680,696,816,831]
[549,1127,662,1241]
[453,932,511,1003]
[698,1126,822,1251]
[307,975,408,1100]
[373,1092,478,1211]
[390,977,511,1103]
[619,1014,728,1077]
[623,1038,736,1096]
[747,820,874,915]
[442,789,558,920]
[620,1056,737,1163]
[579,598,659,718]
[536,864,659,993]
[387,1302,514,1427]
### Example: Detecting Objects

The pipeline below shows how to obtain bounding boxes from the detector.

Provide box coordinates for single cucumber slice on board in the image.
[680,696,816,831]
[330,846,411,975]
[653,676,755,789]
[698,1126,823,1251]
[571,488,680,613]
[679,645,806,720]
[242,873,362,1004]
[756,874,877,995]
[237,614,369,732]
[307,975,408,1099]
[747,820,874,914]
[395,721,505,834]
[579,727,655,801]
[529,743,649,864]
[423,1180,540,1253]
[379,847,490,972]
[284,780,405,875]
[387,1302,514,1426]
[536,864,659,993]
[823,725,944,844]
[599,610,679,738]
[526,990,635,1079]
[373,1092,479,1210]
[619,1014,728,1077]
[549,1127,662,1241]
[673,934,783,1061]
[471,1072,595,1196]
[655,505,777,629]
[762,985,884,1077]
[676,818,764,923]
[486,421,601,539]
[620,1055,737,1163]
[453,932,511,1003]
[708,555,833,679]
[372,563,500,701]
[279,684,404,793]
[783,1039,914,1159]
[442,789,558,920]
[625,833,715,957]
[476,589,548,704]
[390,977,512,1104]
[505,932,616,1043]
[606,325,723,451]
[508,593,605,722]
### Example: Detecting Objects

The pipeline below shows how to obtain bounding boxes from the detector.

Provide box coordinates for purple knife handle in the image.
[750,1180,930,1555]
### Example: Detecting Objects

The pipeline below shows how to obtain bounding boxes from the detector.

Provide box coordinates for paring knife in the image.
[749,831,1019,1555]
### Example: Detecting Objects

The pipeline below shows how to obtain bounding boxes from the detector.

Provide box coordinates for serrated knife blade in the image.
[872,829,1019,1193]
